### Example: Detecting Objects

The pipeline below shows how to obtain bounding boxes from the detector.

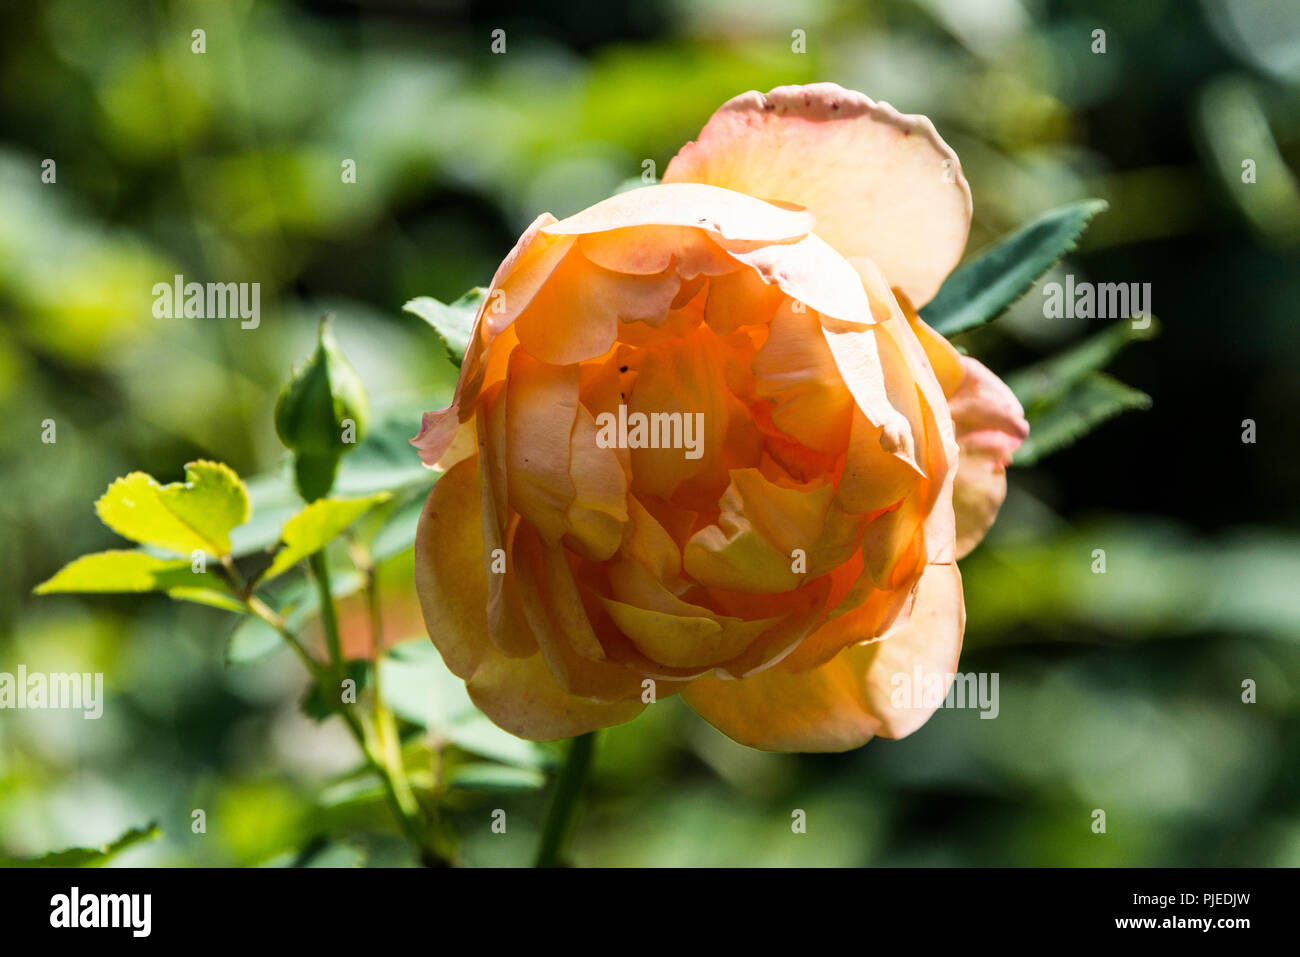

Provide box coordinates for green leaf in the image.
[94,460,250,558]
[34,550,239,609]
[1006,317,1158,410]
[922,199,1109,336]
[0,824,160,867]
[261,493,392,583]
[403,288,485,367]
[1014,373,1151,465]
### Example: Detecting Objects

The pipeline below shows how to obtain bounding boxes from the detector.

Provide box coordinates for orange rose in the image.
[411,84,1027,751]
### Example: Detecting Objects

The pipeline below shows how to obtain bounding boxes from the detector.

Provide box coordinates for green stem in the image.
[309,552,344,682]
[534,731,598,868]
[349,537,425,841]
[242,582,450,865]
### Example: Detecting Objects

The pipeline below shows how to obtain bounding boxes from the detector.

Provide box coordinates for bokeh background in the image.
[2,0,1299,867]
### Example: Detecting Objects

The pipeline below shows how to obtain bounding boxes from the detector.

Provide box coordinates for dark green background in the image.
[1,0,1298,866]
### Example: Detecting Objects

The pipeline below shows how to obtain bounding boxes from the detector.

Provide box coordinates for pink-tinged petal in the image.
[411,405,463,470]
[948,356,1029,558]
[542,182,813,245]
[413,456,643,741]
[664,83,971,307]
[681,560,962,751]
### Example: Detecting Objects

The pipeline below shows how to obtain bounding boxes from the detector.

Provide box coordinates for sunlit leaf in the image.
[923,199,1108,336]
[403,288,485,367]
[34,550,240,610]
[94,460,250,557]
[261,493,391,583]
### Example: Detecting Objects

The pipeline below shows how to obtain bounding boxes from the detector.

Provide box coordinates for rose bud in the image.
[276,315,370,501]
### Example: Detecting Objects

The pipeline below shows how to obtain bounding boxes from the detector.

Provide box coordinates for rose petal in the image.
[855,561,965,738]
[514,246,680,365]
[413,456,644,740]
[682,561,962,751]
[727,233,877,326]
[664,82,971,306]
[511,521,647,700]
[578,226,741,279]
[543,182,813,245]
[752,301,854,454]
[947,356,1029,558]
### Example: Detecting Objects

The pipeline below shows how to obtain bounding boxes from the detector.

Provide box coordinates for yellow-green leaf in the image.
[37,550,220,593]
[34,550,240,608]
[261,493,392,582]
[95,460,250,557]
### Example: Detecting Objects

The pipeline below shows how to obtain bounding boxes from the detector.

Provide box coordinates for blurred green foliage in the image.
[2,0,1298,866]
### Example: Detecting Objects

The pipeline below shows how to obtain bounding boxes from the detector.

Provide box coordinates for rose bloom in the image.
[412,83,1027,751]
